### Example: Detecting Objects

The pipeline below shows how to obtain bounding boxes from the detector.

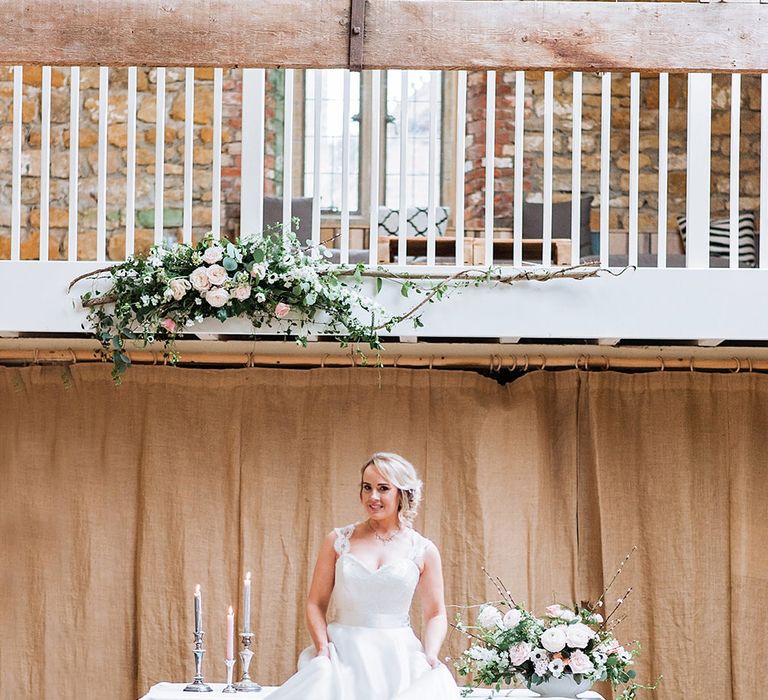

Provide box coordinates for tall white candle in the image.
[194,584,202,634]
[226,606,235,660]
[243,572,252,634]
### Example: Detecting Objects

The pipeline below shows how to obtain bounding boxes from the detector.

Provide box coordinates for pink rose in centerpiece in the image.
[169,278,191,300]
[274,302,291,319]
[202,245,224,264]
[508,642,532,666]
[545,604,565,618]
[160,318,177,333]
[232,284,252,301]
[205,287,230,308]
[206,264,228,286]
[567,649,594,675]
[190,266,211,291]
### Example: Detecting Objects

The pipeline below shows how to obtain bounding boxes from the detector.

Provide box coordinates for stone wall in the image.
[463,71,763,256]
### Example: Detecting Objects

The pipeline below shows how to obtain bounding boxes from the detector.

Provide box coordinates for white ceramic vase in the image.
[532,674,593,698]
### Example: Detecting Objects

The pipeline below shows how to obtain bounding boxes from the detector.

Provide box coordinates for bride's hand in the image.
[316,643,331,659]
[425,654,442,669]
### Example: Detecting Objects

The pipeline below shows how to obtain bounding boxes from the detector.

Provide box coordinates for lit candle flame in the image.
[245,571,251,582]
[195,584,201,595]
[228,605,233,615]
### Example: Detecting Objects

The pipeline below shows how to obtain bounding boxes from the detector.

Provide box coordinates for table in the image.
[140,682,605,699]
[379,236,572,265]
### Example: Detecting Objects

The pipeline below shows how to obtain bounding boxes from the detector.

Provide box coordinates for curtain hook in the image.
[393,354,400,368]
[152,351,158,365]
[575,354,584,370]
[429,356,434,370]
[601,355,610,370]
[539,354,547,370]
[732,357,741,373]
[747,357,754,373]
[32,349,39,365]
[689,357,695,372]
[657,355,665,371]
[522,355,530,372]
[509,355,518,372]
[320,353,329,369]
[68,348,78,364]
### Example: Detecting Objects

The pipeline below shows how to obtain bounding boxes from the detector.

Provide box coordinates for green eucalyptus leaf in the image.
[222,256,238,271]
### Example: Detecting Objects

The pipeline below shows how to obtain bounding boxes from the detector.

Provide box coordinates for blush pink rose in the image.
[205,287,230,308]
[190,266,211,291]
[567,649,594,675]
[160,318,177,333]
[206,264,228,286]
[232,284,252,301]
[508,642,532,666]
[202,245,224,264]
[274,302,291,319]
[169,278,190,300]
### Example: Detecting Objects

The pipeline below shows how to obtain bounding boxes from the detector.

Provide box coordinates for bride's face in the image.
[360,465,399,522]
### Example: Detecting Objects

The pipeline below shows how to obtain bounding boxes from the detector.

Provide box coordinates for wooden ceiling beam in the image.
[0,1,765,72]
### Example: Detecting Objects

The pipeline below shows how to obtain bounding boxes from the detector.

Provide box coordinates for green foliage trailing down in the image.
[80,226,395,382]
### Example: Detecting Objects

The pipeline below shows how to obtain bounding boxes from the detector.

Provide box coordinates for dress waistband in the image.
[333,611,410,629]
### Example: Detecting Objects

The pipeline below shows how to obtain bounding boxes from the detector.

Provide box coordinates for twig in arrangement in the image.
[604,586,633,627]
[590,546,637,614]
[481,567,516,607]
[67,266,116,292]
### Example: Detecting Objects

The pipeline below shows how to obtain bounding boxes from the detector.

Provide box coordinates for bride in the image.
[268,452,461,699]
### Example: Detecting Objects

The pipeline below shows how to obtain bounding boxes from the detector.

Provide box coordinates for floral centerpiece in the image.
[455,558,660,699]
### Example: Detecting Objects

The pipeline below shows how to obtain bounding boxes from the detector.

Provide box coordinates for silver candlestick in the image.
[223,658,237,693]
[183,630,213,692]
[234,632,262,692]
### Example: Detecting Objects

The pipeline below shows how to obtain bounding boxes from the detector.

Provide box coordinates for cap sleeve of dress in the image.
[333,523,356,555]
[410,530,433,569]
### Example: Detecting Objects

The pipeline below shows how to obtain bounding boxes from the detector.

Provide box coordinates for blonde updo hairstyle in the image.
[360,452,423,526]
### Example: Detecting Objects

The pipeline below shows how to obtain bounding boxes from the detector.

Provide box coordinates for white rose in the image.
[190,266,211,291]
[540,625,568,653]
[169,278,191,301]
[206,264,228,286]
[565,622,595,649]
[232,284,251,301]
[508,641,531,666]
[501,608,522,630]
[476,605,503,630]
[202,245,224,264]
[205,287,230,308]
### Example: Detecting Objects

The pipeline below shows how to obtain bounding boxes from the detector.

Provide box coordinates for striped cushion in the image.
[676,213,757,267]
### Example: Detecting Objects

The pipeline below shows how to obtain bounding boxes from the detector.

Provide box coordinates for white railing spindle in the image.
[182,67,194,244]
[340,69,351,264]
[657,73,669,269]
[398,70,409,265]
[369,69,381,266]
[628,72,640,267]
[154,67,166,245]
[426,70,439,267]
[542,71,554,267]
[96,66,108,261]
[484,70,496,266]
[125,67,137,258]
[312,69,323,254]
[68,67,80,261]
[571,71,583,267]
[513,71,525,267]
[455,70,467,266]
[282,68,294,233]
[39,66,51,261]
[729,73,741,269]
[686,73,712,268]
[211,67,223,241]
[600,72,612,267]
[11,66,22,261]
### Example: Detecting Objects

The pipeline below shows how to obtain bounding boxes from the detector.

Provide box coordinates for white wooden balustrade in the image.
[1,62,768,341]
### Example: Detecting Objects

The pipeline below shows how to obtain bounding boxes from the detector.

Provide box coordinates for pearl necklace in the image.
[367,519,401,544]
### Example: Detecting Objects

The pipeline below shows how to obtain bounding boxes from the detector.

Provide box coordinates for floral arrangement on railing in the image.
[69,224,609,383]
[454,554,660,700]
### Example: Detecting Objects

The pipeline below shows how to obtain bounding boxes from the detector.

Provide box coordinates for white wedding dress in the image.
[267,523,461,700]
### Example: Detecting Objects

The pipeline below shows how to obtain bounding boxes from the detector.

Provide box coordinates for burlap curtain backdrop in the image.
[0,365,766,699]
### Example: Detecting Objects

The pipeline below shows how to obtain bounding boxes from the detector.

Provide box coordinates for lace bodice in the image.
[330,523,432,628]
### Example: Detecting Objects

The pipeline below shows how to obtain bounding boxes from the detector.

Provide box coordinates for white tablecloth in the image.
[139,683,605,700]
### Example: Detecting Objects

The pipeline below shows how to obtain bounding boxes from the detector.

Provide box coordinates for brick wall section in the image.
[0,66,285,260]
[463,71,763,255]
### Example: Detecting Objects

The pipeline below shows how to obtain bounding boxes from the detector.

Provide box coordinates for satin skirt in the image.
[266,622,461,700]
